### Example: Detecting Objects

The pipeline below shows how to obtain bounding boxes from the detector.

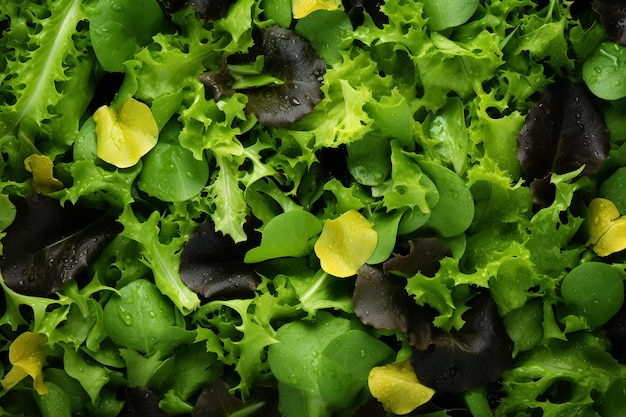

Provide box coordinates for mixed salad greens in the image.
[2,0,626,415]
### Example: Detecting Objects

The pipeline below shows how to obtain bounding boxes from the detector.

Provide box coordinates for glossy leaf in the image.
[560,262,624,327]
[90,0,166,72]
[137,142,209,202]
[237,26,326,127]
[244,210,322,263]
[422,0,479,31]
[410,295,513,393]
[0,196,120,296]
[517,80,609,204]
[292,0,342,19]
[583,41,626,100]
[102,279,196,356]
[586,198,626,256]
[181,220,260,300]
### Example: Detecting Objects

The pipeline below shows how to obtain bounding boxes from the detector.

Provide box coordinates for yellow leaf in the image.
[94,98,158,168]
[314,210,377,277]
[587,198,620,245]
[368,360,435,415]
[594,217,626,257]
[1,332,48,395]
[24,154,64,195]
[586,198,626,256]
[292,0,342,19]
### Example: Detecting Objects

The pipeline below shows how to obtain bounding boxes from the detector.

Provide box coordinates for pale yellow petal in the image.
[593,217,626,257]
[587,198,620,245]
[292,0,342,19]
[368,360,435,415]
[95,98,158,168]
[1,332,48,395]
[24,154,63,195]
[314,210,377,277]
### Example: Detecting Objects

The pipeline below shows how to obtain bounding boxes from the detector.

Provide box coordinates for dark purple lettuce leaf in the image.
[192,379,279,417]
[353,265,434,350]
[383,238,452,278]
[180,220,260,300]
[517,79,609,205]
[200,26,326,127]
[592,0,626,45]
[119,387,168,417]
[353,265,415,335]
[410,295,513,393]
[243,26,326,127]
[0,196,120,296]
[342,0,389,28]
[159,0,234,21]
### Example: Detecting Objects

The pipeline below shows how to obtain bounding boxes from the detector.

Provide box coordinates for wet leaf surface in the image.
[410,295,513,393]
[517,79,609,205]
[180,220,260,300]
[0,196,120,296]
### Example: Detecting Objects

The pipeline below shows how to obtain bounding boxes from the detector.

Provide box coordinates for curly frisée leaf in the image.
[94,98,159,169]
[314,210,377,277]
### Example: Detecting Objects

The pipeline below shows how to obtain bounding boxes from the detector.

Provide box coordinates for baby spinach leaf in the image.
[560,262,624,327]
[420,160,475,237]
[583,41,626,100]
[269,311,391,415]
[138,142,209,202]
[90,0,167,72]
[0,196,120,296]
[422,0,479,31]
[102,279,196,357]
[294,10,352,64]
[244,210,322,263]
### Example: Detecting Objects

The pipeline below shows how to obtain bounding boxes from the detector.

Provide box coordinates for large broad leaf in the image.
[591,0,626,45]
[0,196,120,296]
[180,220,260,300]
[410,295,513,393]
[90,0,166,72]
[517,79,609,205]
[201,26,327,127]
[102,279,195,356]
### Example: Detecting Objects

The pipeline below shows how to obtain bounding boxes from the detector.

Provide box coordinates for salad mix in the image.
[1,0,626,415]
